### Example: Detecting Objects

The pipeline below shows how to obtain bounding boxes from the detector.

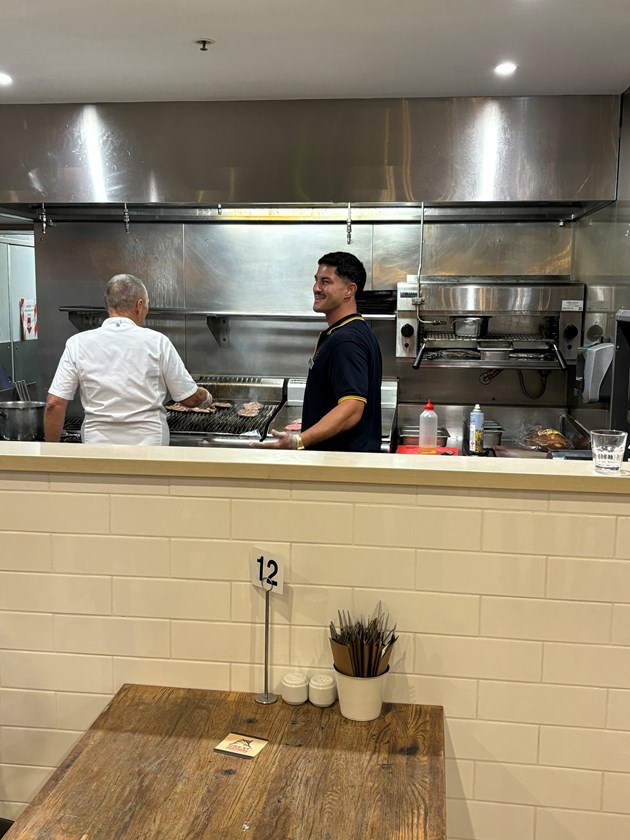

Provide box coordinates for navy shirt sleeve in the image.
[327,334,370,404]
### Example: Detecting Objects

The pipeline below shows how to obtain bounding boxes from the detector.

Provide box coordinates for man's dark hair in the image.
[318,252,367,294]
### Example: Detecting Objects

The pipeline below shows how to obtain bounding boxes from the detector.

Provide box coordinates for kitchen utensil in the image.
[0,400,46,441]
[14,380,31,401]
[478,339,512,361]
[452,317,487,338]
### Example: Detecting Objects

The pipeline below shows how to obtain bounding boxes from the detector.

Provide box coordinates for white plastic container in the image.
[308,674,337,707]
[281,672,309,705]
[469,404,484,454]
[418,400,438,454]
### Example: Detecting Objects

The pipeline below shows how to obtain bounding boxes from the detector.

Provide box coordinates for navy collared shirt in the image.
[302,313,382,452]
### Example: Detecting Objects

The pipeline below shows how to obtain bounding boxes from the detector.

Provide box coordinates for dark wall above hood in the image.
[0,95,621,221]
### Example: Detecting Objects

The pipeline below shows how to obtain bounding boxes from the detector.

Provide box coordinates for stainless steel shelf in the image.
[60,307,394,346]
[419,359,563,370]
[59,307,394,321]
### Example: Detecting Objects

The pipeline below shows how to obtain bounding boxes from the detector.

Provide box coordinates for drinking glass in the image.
[590,429,628,474]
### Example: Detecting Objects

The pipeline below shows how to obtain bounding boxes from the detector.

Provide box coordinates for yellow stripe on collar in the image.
[327,315,365,335]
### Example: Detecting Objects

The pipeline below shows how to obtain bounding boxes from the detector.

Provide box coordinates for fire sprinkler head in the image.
[195,39,216,52]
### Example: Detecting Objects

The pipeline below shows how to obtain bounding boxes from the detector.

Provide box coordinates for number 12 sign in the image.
[250,548,284,595]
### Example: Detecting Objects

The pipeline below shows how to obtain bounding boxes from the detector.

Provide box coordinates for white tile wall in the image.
[0,470,628,840]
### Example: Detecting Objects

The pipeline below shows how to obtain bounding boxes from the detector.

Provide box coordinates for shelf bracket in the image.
[68,311,106,332]
[206,315,230,348]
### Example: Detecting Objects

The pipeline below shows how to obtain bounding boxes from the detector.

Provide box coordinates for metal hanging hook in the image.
[123,203,130,233]
[346,202,352,245]
[40,203,47,235]
[217,203,222,216]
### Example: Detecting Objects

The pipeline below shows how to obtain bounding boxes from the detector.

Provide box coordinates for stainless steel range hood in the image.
[0,95,621,223]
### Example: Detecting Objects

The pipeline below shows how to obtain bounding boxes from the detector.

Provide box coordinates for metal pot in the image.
[452,317,488,338]
[0,400,46,441]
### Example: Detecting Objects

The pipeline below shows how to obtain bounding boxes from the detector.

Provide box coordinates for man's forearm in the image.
[44,402,67,442]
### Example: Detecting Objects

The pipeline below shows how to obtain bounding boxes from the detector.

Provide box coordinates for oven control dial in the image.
[563,324,579,340]
[400,323,415,338]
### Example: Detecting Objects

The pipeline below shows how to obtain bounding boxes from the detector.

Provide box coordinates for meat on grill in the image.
[238,401,263,418]
[167,403,215,413]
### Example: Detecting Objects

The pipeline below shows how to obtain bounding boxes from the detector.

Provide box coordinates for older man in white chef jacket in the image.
[44,274,212,445]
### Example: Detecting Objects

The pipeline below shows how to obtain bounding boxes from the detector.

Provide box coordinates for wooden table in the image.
[6,683,446,840]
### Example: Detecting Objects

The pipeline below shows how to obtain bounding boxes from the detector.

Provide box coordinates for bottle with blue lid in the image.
[469,404,484,454]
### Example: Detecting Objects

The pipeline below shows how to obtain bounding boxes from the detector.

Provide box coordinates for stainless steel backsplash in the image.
[36,219,573,409]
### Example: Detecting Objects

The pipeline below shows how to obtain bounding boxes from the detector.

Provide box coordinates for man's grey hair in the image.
[104,274,148,313]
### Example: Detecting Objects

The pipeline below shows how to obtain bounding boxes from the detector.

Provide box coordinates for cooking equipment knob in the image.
[401,323,415,338]
[563,324,579,340]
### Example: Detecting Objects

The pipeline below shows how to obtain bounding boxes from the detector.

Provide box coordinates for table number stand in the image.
[251,551,285,705]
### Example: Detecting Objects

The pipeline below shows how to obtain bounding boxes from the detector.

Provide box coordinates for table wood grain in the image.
[6,683,446,840]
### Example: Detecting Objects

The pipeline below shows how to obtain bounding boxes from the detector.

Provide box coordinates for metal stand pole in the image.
[255,587,277,704]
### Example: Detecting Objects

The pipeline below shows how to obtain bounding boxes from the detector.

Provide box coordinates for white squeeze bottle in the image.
[469,403,484,454]
[418,400,438,454]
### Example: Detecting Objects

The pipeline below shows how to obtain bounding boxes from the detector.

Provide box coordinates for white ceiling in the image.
[1,0,630,103]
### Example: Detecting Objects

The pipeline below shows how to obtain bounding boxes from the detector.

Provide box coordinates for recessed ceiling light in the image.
[0,72,13,86]
[494,62,518,77]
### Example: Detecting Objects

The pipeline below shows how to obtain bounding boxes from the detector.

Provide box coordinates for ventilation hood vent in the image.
[0,96,620,223]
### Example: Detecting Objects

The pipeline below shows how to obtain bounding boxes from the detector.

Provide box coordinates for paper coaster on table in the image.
[214,732,268,759]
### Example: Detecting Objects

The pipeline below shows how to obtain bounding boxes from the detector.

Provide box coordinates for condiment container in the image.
[418,399,438,454]
[452,316,486,338]
[308,674,337,707]
[281,672,309,705]
[469,404,484,454]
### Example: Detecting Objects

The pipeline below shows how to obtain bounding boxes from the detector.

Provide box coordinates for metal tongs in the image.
[14,380,31,401]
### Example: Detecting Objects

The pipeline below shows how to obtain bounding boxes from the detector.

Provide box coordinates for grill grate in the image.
[61,375,287,445]
[166,403,278,439]
[424,332,540,342]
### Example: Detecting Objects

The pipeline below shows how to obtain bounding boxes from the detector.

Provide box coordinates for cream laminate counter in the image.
[0,439,629,494]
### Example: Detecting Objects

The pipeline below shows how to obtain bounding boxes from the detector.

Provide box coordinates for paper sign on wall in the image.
[19,299,38,340]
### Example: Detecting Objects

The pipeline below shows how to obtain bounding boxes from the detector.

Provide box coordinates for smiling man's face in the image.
[312,264,355,318]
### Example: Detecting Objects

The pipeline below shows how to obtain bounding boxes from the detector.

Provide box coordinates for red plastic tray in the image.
[396,445,459,456]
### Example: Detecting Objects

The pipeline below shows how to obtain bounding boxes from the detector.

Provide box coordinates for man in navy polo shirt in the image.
[257,252,383,452]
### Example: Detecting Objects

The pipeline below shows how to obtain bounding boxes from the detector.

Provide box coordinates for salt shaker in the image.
[308,674,337,707]
[281,672,309,705]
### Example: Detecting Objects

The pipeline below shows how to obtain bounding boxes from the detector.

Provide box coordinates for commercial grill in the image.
[395,276,585,371]
[168,375,286,447]
[61,375,287,446]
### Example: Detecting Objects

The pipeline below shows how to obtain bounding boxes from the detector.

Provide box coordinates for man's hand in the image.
[181,386,212,409]
[197,387,213,409]
[250,429,300,449]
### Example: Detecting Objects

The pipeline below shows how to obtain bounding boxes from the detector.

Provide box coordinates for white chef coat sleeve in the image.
[160,336,198,402]
[48,342,80,400]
